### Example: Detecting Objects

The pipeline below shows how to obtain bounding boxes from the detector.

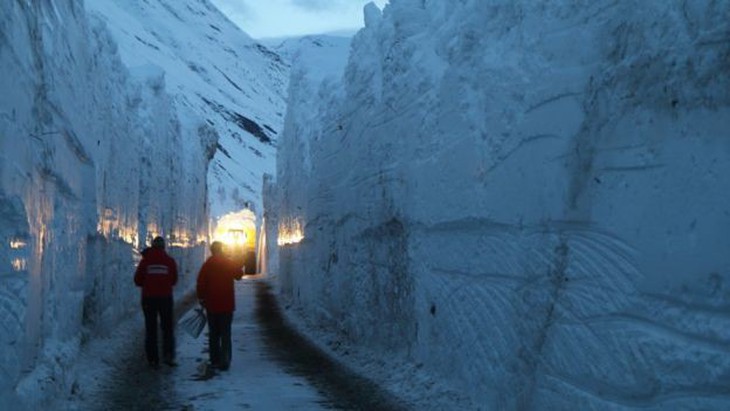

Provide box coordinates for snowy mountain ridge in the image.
[87,0,288,218]
[265,34,352,74]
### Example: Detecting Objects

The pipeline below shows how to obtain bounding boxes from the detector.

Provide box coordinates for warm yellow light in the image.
[120,227,138,246]
[277,218,304,246]
[213,209,257,248]
[168,229,199,248]
[97,208,138,245]
[11,258,27,271]
[10,239,27,249]
[169,240,190,248]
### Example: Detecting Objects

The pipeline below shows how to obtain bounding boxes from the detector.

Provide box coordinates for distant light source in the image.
[213,209,257,249]
[168,229,200,248]
[9,239,27,249]
[222,228,246,246]
[278,218,304,246]
[97,208,138,245]
[11,258,27,271]
[120,227,138,246]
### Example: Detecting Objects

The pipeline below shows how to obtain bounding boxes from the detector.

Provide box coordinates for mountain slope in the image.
[266,34,352,82]
[87,0,289,217]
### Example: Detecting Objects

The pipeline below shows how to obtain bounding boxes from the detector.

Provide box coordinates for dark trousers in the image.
[206,312,233,369]
[142,296,174,365]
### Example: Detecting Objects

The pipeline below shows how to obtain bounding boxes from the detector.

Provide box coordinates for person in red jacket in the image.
[134,236,178,368]
[196,241,244,370]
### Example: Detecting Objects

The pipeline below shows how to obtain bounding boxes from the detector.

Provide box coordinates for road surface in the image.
[65,277,406,410]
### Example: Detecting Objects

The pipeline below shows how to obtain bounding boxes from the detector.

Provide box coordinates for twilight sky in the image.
[210,0,389,39]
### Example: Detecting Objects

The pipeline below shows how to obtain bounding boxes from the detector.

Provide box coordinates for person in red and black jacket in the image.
[134,236,178,368]
[196,241,244,370]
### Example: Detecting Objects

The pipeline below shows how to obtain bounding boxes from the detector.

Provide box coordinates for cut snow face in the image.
[87,0,288,219]
[0,0,289,407]
[268,0,730,409]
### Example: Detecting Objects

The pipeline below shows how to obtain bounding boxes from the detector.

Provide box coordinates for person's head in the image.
[210,241,224,256]
[152,236,165,249]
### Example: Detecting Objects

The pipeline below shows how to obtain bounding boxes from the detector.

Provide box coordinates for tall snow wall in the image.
[0,1,214,407]
[270,0,730,409]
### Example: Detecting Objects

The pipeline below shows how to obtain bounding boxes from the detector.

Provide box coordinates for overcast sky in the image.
[210,0,388,39]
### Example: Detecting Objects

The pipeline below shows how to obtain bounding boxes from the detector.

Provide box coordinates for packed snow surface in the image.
[268,0,730,409]
[53,279,334,411]
[0,0,284,408]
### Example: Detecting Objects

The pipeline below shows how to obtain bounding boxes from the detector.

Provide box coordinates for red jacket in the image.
[196,254,243,313]
[134,248,178,297]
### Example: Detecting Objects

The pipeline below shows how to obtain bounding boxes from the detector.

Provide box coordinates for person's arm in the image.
[196,265,207,307]
[171,259,178,286]
[134,260,145,287]
[230,254,246,280]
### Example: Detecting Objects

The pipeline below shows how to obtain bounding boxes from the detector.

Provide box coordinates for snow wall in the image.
[269,0,730,409]
[0,1,213,407]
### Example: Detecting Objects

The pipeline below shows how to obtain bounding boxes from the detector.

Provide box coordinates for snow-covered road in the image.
[171,278,335,410]
[56,277,405,410]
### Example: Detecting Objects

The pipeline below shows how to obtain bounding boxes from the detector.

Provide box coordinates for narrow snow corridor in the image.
[57,278,405,410]
[2,0,729,409]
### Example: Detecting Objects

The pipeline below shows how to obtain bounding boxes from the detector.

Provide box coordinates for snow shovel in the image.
[179,306,207,338]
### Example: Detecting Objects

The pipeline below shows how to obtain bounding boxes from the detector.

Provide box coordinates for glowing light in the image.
[168,229,196,248]
[277,217,304,246]
[221,229,246,246]
[213,209,257,249]
[120,227,138,246]
[10,239,27,249]
[97,207,138,245]
[11,258,27,271]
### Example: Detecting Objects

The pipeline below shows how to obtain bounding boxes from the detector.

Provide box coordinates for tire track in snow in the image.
[254,281,410,411]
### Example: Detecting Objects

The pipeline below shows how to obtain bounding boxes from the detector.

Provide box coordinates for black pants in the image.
[206,312,233,369]
[142,296,174,365]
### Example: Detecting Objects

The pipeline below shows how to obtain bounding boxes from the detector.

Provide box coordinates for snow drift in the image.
[269,0,730,409]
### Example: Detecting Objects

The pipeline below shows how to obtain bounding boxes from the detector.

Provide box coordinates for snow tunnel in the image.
[212,208,258,274]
